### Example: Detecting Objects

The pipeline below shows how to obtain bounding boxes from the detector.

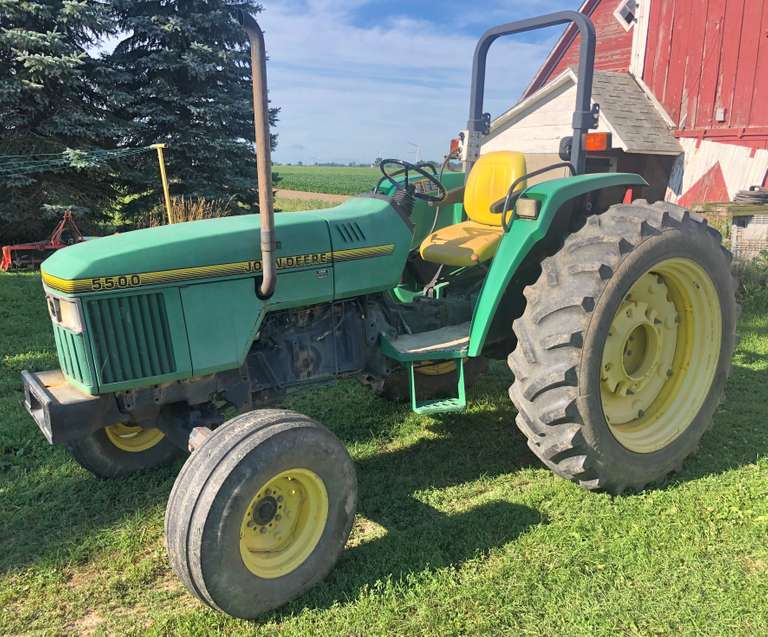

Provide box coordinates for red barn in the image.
[483,0,768,204]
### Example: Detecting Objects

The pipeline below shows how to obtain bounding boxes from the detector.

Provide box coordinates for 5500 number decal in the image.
[90,275,142,291]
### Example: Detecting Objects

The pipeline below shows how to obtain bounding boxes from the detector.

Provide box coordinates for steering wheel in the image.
[376,159,446,204]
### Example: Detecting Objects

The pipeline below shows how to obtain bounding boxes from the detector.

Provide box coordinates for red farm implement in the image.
[1,210,84,272]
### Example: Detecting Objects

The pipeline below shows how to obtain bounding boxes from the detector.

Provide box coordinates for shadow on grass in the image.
[671,362,768,485]
[292,500,541,617]
[4,354,766,610]
[0,374,534,579]
[0,455,182,574]
[272,413,542,617]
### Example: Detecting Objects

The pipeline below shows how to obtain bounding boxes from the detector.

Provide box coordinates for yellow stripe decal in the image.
[42,244,395,294]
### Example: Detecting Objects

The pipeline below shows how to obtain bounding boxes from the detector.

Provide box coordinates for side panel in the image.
[181,262,336,376]
[181,279,265,377]
[318,197,414,300]
[467,173,647,356]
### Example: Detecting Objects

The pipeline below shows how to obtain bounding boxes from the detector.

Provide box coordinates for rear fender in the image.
[467,172,647,356]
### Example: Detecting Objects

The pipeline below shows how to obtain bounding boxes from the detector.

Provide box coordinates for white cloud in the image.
[258,0,563,164]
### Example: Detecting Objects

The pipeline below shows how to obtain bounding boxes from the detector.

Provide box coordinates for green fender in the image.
[467,172,648,356]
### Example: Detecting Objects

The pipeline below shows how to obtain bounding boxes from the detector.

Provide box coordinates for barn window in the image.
[614,0,637,30]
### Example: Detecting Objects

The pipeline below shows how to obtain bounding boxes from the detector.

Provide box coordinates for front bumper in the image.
[21,369,122,444]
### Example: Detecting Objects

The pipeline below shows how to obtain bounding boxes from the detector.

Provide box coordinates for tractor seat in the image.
[420,221,504,267]
[419,150,527,267]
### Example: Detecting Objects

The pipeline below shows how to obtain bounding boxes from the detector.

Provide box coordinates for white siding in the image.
[667,137,768,202]
[482,81,576,155]
[481,80,620,156]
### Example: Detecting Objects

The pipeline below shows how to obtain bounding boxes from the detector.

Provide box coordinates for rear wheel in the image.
[165,409,357,619]
[67,423,179,478]
[508,201,737,493]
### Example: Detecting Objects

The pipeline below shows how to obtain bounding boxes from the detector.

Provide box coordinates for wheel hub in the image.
[239,468,328,579]
[601,273,678,426]
[253,496,279,526]
[599,259,723,454]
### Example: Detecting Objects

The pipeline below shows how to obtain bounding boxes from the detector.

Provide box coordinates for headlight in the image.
[46,295,84,333]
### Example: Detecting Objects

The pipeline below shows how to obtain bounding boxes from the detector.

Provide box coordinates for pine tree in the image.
[0,0,117,243]
[107,0,278,221]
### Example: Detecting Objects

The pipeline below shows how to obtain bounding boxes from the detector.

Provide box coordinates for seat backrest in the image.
[464,151,527,226]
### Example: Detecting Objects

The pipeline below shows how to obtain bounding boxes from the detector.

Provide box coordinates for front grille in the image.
[85,293,176,385]
[53,325,95,389]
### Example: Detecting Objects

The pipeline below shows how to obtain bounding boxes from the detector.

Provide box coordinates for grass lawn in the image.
[274,165,380,195]
[1,269,767,636]
[274,197,338,213]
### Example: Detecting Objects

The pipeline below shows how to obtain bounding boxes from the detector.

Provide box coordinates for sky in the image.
[258,0,581,164]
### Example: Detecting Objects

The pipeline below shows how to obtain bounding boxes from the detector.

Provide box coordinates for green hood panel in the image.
[41,196,413,304]
[42,210,330,281]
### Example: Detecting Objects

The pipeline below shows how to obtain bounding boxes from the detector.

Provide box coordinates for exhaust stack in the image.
[236,10,276,298]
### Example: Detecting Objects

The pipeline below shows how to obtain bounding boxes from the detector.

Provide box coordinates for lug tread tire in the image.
[508,201,738,493]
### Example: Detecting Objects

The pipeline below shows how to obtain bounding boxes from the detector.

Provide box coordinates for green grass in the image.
[2,272,768,636]
[274,197,338,212]
[275,165,380,195]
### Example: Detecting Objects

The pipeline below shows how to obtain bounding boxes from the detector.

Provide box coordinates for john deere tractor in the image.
[22,11,736,619]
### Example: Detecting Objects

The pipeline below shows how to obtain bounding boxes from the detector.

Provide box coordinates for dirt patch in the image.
[743,556,768,574]
[68,611,104,636]
[275,189,350,203]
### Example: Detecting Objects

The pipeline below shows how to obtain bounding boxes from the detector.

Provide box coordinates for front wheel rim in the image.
[600,258,722,453]
[239,468,329,579]
[105,423,165,452]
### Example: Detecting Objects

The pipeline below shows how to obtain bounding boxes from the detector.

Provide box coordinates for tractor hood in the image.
[40,197,411,297]
[41,210,332,294]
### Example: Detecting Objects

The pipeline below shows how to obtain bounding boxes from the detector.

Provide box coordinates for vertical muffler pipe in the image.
[236,10,276,298]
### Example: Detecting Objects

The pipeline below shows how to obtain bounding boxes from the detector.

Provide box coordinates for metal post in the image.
[237,11,277,299]
[151,143,174,224]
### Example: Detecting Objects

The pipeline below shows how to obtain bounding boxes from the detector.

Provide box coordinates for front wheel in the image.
[508,201,738,493]
[164,409,357,619]
[67,423,179,478]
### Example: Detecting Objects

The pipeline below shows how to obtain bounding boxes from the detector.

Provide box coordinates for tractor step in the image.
[380,322,470,361]
[407,358,466,414]
[380,323,470,414]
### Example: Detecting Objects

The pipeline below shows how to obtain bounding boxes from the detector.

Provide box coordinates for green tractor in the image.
[22,10,737,619]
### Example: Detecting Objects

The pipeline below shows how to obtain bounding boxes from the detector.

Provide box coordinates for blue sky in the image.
[259,0,580,164]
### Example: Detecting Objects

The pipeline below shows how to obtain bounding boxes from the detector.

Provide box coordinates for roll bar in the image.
[466,11,598,176]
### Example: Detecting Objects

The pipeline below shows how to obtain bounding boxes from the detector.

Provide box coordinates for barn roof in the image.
[490,69,681,156]
[592,72,682,155]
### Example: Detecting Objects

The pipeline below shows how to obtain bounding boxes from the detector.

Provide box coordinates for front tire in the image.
[164,409,357,619]
[67,423,179,478]
[508,201,737,493]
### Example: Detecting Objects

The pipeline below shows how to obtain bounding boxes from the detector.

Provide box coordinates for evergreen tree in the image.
[107,0,278,220]
[0,0,117,243]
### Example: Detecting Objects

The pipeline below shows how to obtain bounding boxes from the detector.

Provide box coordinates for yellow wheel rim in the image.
[414,360,456,376]
[104,423,165,452]
[600,258,722,453]
[239,468,329,579]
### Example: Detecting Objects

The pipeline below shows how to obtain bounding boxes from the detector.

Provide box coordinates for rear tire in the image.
[508,201,738,493]
[165,409,357,619]
[67,424,179,478]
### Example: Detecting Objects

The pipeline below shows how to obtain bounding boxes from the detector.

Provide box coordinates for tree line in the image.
[0,0,278,243]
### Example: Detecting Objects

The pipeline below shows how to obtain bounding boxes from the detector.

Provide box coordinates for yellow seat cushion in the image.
[419,220,505,267]
[464,151,527,226]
